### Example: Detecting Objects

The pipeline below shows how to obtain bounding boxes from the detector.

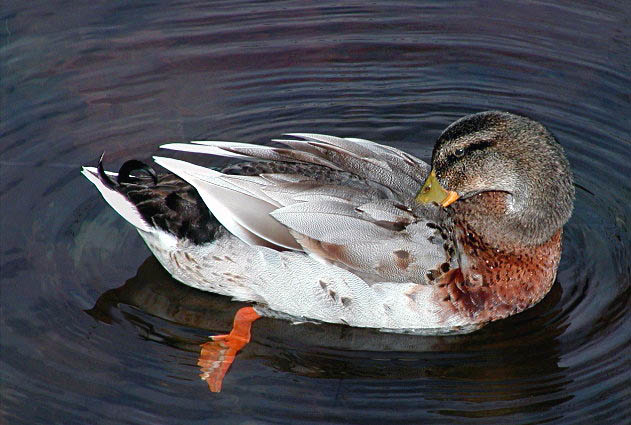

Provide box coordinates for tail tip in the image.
[96,152,117,188]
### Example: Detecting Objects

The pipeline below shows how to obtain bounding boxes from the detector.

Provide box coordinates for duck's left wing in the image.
[154,135,450,283]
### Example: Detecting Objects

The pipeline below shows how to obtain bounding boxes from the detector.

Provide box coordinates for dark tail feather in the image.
[88,154,222,245]
[118,159,158,185]
[96,153,158,188]
[97,152,117,188]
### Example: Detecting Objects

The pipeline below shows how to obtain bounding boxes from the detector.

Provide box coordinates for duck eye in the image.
[454,148,465,158]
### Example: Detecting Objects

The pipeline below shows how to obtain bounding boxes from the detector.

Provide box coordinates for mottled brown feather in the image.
[435,191,563,322]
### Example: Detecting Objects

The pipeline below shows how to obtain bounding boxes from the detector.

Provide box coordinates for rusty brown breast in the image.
[436,191,563,323]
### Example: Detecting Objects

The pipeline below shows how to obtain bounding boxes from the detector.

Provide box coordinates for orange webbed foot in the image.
[198,307,261,392]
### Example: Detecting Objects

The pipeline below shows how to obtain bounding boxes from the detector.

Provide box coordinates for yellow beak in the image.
[415,170,460,207]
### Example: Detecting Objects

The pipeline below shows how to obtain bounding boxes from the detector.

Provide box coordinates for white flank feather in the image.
[161,141,342,170]
[81,167,153,232]
[160,142,253,160]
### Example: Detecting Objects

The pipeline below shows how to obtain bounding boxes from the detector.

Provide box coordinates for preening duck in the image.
[82,111,574,390]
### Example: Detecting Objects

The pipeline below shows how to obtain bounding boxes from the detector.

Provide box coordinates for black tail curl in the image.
[97,153,158,187]
[117,159,158,185]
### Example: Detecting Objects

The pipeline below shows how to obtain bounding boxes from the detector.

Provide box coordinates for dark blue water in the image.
[1,1,629,424]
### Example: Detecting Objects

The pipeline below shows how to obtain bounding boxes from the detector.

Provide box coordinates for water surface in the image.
[1,1,630,424]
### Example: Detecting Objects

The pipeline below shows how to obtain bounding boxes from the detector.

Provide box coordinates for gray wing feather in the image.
[158,134,445,284]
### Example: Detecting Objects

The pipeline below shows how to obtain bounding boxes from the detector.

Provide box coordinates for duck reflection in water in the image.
[87,254,570,408]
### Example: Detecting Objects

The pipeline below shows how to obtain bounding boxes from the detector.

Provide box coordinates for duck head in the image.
[417,111,574,248]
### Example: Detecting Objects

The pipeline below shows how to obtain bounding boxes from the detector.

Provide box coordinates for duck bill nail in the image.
[415,170,460,207]
[440,190,460,207]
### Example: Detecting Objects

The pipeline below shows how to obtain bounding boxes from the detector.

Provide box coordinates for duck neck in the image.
[452,190,555,249]
[440,192,563,322]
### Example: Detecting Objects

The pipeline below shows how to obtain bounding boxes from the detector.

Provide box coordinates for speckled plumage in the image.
[437,192,563,322]
[82,111,574,334]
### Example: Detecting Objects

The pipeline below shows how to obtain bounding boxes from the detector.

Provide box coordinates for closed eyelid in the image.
[448,140,494,161]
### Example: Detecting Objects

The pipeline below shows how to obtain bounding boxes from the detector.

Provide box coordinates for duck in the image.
[82,111,574,390]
